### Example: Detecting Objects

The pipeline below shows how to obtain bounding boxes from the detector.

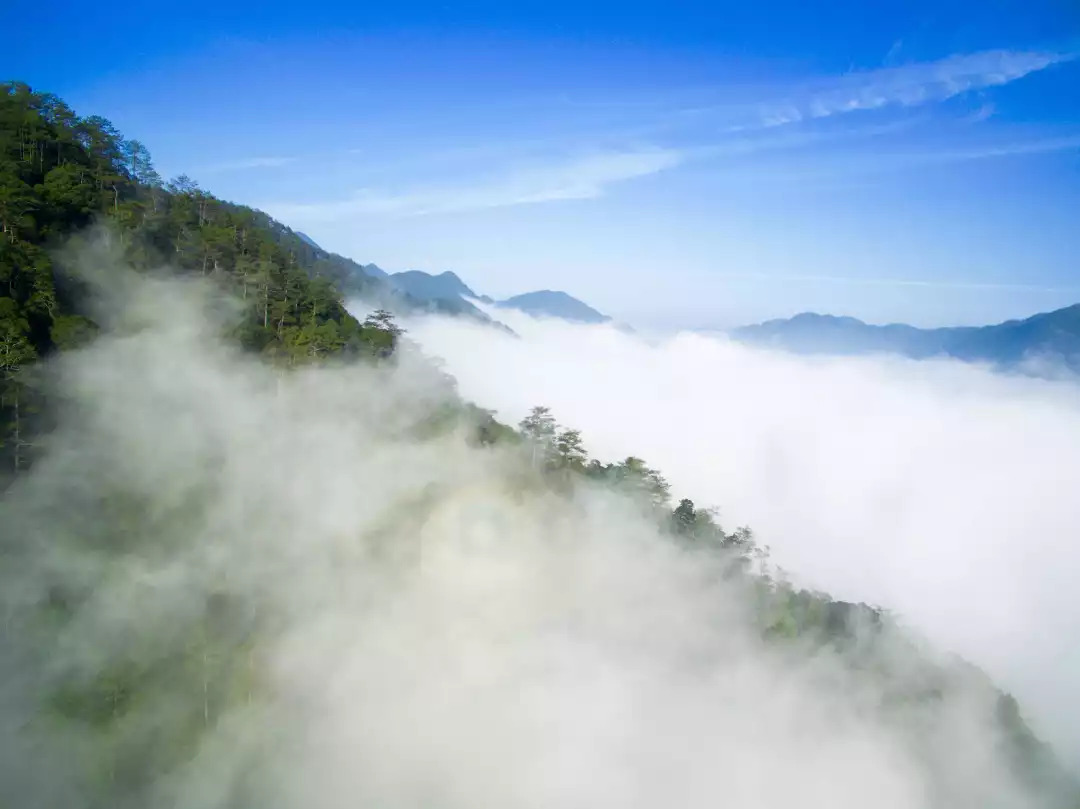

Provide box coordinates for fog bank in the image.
[406,306,1080,766]
[0,267,1064,808]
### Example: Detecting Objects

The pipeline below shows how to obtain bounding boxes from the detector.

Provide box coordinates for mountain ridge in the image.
[733,304,1080,373]
[380,269,609,327]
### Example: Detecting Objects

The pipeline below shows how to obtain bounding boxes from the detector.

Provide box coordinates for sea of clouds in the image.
[405,304,1080,768]
[0,258,1072,808]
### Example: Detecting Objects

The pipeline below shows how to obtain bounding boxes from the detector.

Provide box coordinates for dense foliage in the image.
[0,81,403,477]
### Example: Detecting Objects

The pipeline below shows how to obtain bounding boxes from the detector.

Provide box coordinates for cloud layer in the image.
[406,306,1080,767]
[0,266,1065,807]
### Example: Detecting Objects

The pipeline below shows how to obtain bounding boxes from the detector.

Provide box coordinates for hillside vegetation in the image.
[0,81,430,474]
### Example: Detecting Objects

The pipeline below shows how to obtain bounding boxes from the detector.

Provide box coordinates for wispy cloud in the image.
[807,133,1080,179]
[699,132,1080,190]
[713,270,1080,294]
[250,47,1076,226]
[202,155,297,173]
[934,134,1080,161]
[756,48,1075,127]
[964,101,997,124]
[265,148,681,221]
[882,38,905,66]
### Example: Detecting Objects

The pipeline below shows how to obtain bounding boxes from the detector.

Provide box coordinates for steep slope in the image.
[498,289,610,324]
[0,81,417,475]
[733,305,1080,372]
[293,234,389,282]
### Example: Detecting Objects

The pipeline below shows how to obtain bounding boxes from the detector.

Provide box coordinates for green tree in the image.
[519,405,557,468]
[41,163,96,227]
[0,306,36,473]
[362,309,403,358]
[672,498,697,534]
[363,308,402,335]
[0,166,35,241]
[554,427,588,470]
[612,456,670,508]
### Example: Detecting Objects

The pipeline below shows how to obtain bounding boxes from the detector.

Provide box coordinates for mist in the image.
[405,305,1080,768]
[0,261,1071,809]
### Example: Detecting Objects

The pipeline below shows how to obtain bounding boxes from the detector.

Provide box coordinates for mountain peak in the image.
[389,270,478,301]
[360,263,389,279]
[497,290,609,324]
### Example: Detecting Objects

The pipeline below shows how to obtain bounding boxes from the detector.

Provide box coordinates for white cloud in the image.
[5,266,1057,806]
[407,308,1080,768]
[966,101,997,124]
[756,48,1075,127]
[263,148,681,222]
[249,47,1075,230]
[932,134,1080,162]
[710,270,1080,294]
[202,155,297,172]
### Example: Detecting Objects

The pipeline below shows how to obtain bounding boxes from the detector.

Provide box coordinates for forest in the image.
[0,80,415,477]
[1,80,1077,808]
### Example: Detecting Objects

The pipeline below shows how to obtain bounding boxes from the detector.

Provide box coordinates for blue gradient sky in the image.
[5,0,1080,327]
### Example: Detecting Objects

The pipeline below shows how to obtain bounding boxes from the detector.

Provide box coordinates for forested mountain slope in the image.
[1,81,1077,809]
[0,81,506,474]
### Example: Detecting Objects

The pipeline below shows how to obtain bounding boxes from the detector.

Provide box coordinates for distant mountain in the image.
[383,270,513,332]
[382,271,609,332]
[732,305,1080,373]
[390,270,477,301]
[497,290,609,324]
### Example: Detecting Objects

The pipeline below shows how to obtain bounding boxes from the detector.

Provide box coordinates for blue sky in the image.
[5,0,1080,327]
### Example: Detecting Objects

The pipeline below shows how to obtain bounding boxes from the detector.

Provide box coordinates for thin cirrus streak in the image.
[251,48,1076,226]
[708,271,1080,294]
[757,47,1076,126]
[200,155,298,173]
[651,47,1075,130]
[570,47,1074,131]
[263,147,682,221]
[771,133,1080,181]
